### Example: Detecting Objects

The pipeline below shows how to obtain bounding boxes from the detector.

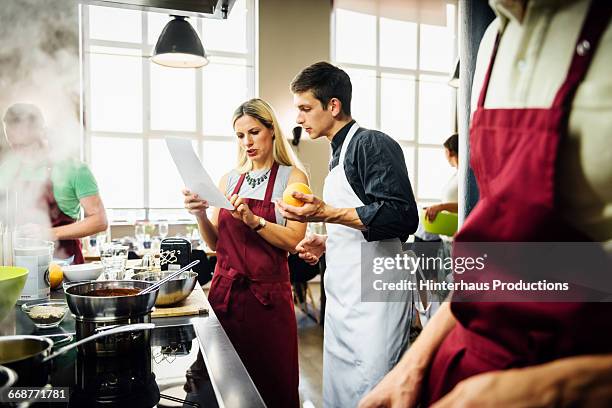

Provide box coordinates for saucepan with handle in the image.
[0,323,154,386]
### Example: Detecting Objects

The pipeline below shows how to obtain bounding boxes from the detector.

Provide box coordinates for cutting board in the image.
[151,284,209,318]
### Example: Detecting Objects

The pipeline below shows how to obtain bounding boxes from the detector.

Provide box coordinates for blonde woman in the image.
[182,98,308,408]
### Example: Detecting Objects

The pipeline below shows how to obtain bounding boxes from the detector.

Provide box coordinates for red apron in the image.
[20,164,85,264]
[207,162,299,408]
[424,0,612,404]
[44,176,85,265]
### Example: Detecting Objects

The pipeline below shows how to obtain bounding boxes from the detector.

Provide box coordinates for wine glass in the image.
[97,232,107,247]
[100,244,129,280]
[158,221,169,240]
[135,223,146,250]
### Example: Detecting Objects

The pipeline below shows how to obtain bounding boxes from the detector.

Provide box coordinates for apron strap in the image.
[232,172,246,196]
[551,0,612,109]
[263,162,279,203]
[215,264,288,312]
[338,122,361,166]
[476,33,502,109]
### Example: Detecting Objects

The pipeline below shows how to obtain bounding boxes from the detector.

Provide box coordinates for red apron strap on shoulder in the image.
[476,32,502,109]
[264,162,279,203]
[232,172,247,196]
[552,0,612,109]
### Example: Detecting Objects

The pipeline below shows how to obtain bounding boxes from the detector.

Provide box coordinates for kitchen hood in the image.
[82,0,237,19]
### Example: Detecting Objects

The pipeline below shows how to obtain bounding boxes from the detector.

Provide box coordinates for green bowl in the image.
[422,210,458,236]
[0,267,29,323]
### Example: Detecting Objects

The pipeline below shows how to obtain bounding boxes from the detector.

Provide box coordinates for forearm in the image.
[53,213,108,240]
[325,207,366,230]
[196,214,218,251]
[398,302,456,372]
[257,222,304,253]
[439,202,458,213]
[533,354,612,407]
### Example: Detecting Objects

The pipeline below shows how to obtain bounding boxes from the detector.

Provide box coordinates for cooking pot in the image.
[0,323,154,386]
[64,280,157,321]
[131,270,198,306]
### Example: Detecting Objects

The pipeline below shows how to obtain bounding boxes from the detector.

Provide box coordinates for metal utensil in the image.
[139,260,199,295]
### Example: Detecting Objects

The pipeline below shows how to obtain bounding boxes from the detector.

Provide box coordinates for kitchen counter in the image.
[2,288,265,408]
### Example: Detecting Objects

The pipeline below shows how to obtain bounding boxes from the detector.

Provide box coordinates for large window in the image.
[82,0,256,223]
[332,0,458,205]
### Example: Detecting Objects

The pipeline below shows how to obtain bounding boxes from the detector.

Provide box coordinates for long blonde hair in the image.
[233,98,305,175]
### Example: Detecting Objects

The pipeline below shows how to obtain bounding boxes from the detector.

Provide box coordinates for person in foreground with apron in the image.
[182,98,308,407]
[1,103,107,264]
[277,62,419,407]
[359,0,612,406]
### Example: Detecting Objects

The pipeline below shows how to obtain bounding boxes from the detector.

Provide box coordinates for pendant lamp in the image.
[151,16,208,68]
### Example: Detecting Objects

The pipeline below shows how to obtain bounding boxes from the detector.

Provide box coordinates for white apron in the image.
[322,122,413,407]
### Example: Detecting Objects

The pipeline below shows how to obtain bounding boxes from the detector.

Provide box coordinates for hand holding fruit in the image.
[276,183,329,223]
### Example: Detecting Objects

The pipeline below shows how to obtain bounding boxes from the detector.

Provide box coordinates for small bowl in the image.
[21,301,68,329]
[62,262,104,282]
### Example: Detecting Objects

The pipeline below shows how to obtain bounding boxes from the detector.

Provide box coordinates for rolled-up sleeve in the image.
[347,131,419,242]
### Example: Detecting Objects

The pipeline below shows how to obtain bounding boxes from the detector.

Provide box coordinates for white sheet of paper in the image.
[165,137,233,210]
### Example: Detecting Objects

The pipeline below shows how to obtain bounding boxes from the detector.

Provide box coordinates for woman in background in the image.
[1,103,107,264]
[424,134,459,223]
[412,134,459,324]
[182,98,308,407]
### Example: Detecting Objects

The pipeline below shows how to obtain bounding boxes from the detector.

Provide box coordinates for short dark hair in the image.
[443,133,459,156]
[2,103,45,128]
[290,61,352,116]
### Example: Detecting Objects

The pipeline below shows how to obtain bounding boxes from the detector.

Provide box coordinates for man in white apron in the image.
[277,62,419,407]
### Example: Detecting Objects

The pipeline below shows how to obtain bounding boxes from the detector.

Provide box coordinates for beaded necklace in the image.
[244,168,271,188]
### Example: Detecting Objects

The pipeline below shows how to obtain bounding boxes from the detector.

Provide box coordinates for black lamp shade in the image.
[152,16,208,68]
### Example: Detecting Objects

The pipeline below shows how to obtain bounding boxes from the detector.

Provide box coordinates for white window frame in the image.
[80,0,257,223]
[331,2,458,205]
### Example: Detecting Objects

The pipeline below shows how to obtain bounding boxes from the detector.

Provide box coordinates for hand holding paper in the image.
[165,137,234,210]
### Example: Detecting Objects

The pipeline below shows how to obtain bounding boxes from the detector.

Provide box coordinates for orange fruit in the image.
[282,182,312,207]
[48,263,63,289]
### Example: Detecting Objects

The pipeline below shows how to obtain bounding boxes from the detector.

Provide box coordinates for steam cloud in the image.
[0,0,80,254]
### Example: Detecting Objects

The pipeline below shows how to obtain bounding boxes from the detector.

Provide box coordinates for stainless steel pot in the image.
[131,270,198,306]
[0,324,154,386]
[0,335,53,385]
[64,280,157,321]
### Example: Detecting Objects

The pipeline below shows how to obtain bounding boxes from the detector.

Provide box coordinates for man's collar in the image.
[331,120,356,152]
[489,0,572,25]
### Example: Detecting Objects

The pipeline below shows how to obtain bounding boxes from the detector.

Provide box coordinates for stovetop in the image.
[5,289,265,408]
[29,324,218,408]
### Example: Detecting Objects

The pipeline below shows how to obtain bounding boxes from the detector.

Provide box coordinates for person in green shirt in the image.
[1,103,107,264]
